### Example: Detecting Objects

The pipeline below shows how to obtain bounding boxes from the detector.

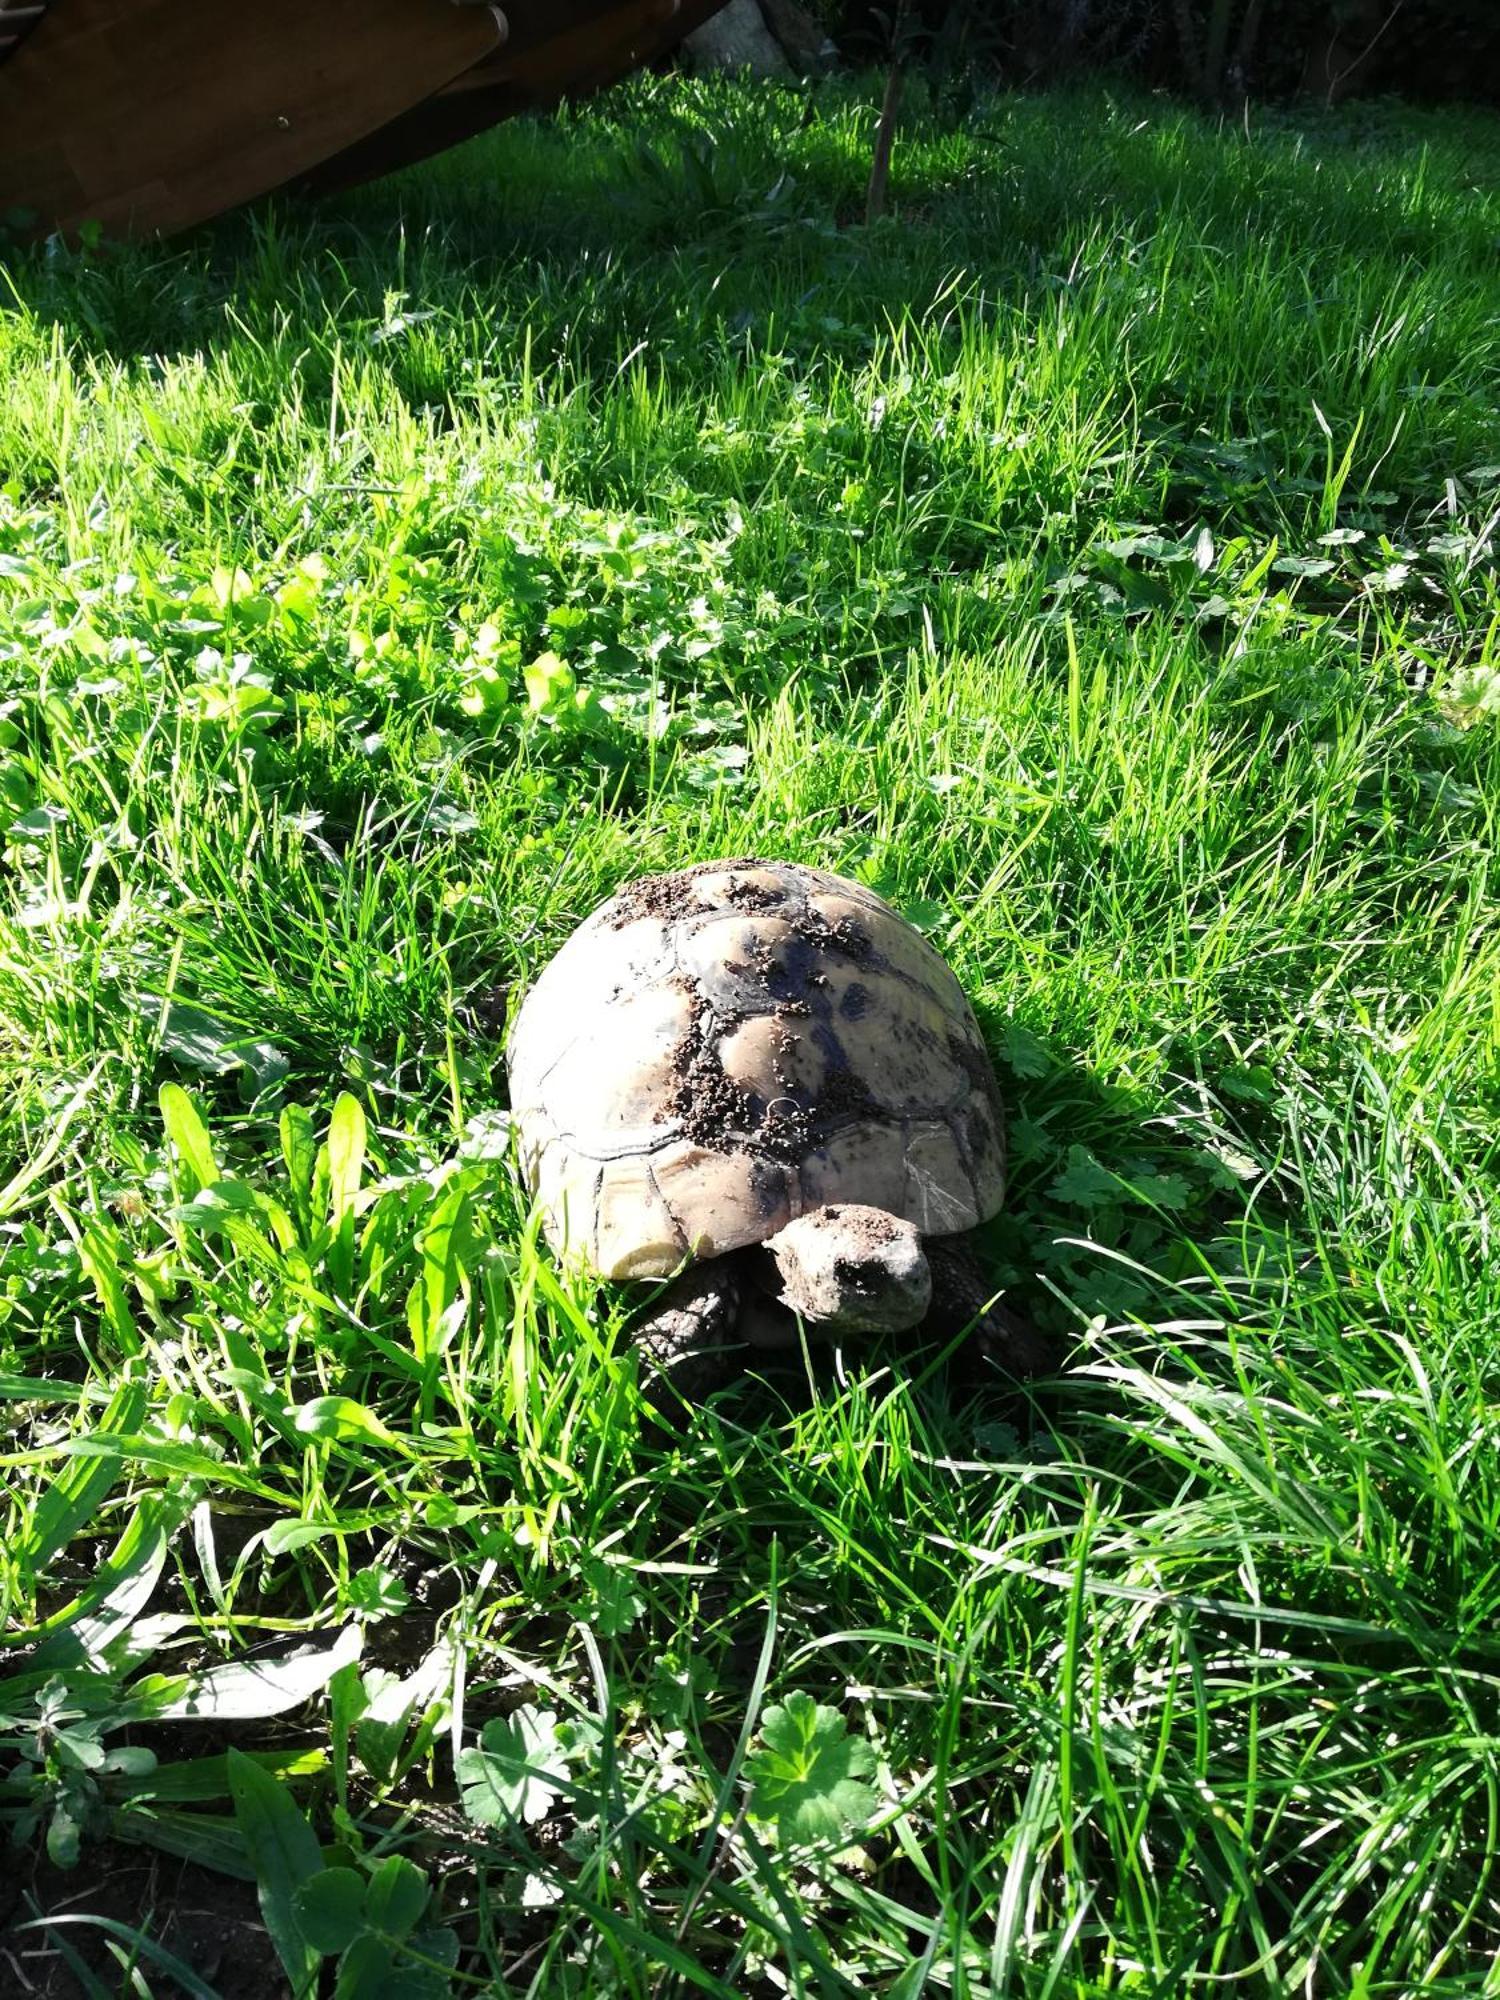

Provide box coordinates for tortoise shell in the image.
[507,859,1006,1279]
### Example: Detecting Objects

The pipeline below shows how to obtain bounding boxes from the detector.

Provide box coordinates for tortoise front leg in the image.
[630,1257,742,1403]
[924,1238,1059,1381]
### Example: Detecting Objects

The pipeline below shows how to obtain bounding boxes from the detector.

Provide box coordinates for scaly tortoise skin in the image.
[507,859,1050,1393]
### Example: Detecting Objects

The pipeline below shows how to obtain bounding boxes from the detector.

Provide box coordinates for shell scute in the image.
[525,979,692,1157]
[902,1121,980,1234]
[649,1141,794,1261]
[678,914,816,1016]
[797,1121,909,1213]
[717,1012,828,1110]
[687,863,796,913]
[594,1157,687,1279]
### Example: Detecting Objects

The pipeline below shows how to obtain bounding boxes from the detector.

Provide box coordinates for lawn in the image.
[2,68,1499,1998]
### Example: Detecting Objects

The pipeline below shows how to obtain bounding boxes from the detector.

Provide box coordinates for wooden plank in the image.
[300,0,728,199]
[0,0,504,238]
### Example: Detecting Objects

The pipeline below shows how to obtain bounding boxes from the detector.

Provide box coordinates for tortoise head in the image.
[765,1204,931,1335]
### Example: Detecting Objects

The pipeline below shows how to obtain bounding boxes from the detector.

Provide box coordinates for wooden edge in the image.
[0,0,505,238]
[296,0,729,201]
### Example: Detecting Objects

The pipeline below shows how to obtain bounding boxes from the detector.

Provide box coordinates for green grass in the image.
[2,69,1499,1997]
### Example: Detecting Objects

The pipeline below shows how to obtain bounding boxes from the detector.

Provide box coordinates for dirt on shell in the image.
[665,974,884,1165]
[666,996,763,1147]
[599,862,999,1189]
[605,857,775,927]
[603,861,885,955]
[800,908,875,967]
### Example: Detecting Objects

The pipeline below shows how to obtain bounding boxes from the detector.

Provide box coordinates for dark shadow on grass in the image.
[611,1000,1297,1453]
[0,78,1489,380]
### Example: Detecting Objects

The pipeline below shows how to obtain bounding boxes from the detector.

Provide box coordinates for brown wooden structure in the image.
[0,0,725,240]
[301,0,726,198]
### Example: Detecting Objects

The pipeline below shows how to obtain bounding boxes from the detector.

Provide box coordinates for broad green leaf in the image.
[19,1376,146,1585]
[398,1926,461,2000]
[1272,553,1335,578]
[8,803,67,839]
[1128,1169,1192,1212]
[291,1396,398,1446]
[363,1853,430,1940]
[0,1374,86,1404]
[101,1745,157,1778]
[174,1175,297,1249]
[110,1805,256,1881]
[329,1658,366,1805]
[295,1866,367,1954]
[326,1092,367,1229]
[170,1180,290,1268]
[112,1746,327,1805]
[347,1566,409,1619]
[524,650,575,714]
[227,1747,322,1998]
[357,1647,453,1789]
[408,1179,474,1365]
[46,1799,83,1868]
[158,1082,219,1195]
[583,1560,646,1637]
[354,1673,409,1789]
[39,1433,271,1494]
[332,1934,397,2000]
[325,1093,367,1296]
[998,1023,1051,1079]
[745,1691,876,1845]
[280,1102,318,1237]
[406,1288,466,1373]
[25,1487,180,1656]
[130,1624,363,1723]
[153,1001,288,1091]
[1047,1146,1120,1210]
[76,1222,140,1352]
[263,1519,345,1556]
[1221,1064,1275,1103]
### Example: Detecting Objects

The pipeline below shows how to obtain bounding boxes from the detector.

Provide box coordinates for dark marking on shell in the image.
[758,933,816,1002]
[749,1156,791,1221]
[948,1030,1005,1120]
[812,1061,883,1126]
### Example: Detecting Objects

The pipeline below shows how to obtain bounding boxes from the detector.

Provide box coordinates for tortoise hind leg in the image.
[631,1258,742,1403]
[925,1239,1059,1380]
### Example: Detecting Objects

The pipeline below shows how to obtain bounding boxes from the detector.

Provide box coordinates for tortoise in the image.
[506,858,1052,1395]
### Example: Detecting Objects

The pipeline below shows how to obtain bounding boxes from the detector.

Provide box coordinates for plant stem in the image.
[865,55,906,223]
